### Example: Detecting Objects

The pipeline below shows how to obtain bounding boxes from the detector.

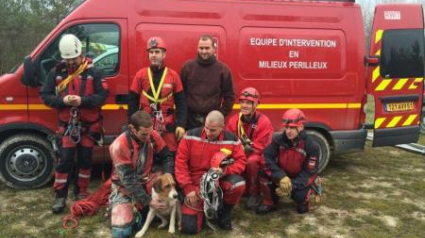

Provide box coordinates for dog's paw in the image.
[158,222,168,229]
[135,230,145,238]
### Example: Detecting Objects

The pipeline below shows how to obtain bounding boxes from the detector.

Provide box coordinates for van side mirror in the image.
[21,55,40,87]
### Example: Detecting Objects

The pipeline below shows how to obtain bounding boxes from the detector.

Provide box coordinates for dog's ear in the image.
[153,177,162,193]
[165,173,175,185]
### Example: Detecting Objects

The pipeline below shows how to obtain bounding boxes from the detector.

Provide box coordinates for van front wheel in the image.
[306,130,330,173]
[0,134,54,189]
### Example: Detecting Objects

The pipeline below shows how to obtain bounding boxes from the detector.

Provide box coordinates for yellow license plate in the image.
[386,102,414,112]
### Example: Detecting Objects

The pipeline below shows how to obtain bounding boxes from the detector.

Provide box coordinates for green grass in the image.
[2,136,425,238]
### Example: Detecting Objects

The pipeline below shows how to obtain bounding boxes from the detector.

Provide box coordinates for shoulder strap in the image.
[125,131,134,159]
[79,68,90,97]
[248,113,261,139]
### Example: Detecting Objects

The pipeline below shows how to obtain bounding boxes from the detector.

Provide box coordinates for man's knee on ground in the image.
[111,203,134,227]
[111,226,132,238]
[181,214,199,234]
[222,174,246,191]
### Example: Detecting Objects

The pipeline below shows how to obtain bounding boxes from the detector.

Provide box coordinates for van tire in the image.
[306,130,330,173]
[0,134,54,189]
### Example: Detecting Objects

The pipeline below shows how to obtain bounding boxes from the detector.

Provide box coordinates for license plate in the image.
[385,102,414,112]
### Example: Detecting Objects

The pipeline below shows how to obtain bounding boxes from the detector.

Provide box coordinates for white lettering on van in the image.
[289,50,299,58]
[250,38,277,46]
[288,61,328,69]
[259,61,288,69]
[279,39,336,48]
[384,11,401,20]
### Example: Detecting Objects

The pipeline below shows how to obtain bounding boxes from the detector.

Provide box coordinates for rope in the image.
[63,179,111,229]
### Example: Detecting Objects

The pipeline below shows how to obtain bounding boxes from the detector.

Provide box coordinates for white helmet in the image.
[59,34,82,59]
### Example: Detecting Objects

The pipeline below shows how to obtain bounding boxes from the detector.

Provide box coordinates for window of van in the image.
[380,29,424,79]
[37,23,120,84]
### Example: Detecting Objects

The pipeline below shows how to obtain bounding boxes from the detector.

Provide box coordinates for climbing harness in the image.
[64,107,82,144]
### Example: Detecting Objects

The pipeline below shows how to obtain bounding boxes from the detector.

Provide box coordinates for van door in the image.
[366,4,424,147]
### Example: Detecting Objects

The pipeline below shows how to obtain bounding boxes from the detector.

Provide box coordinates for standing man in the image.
[175,110,246,234]
[128,36,187,154]
[225,87,274,210]
[109,110,174,238]
[180,34,235,130]
[40,34,109,213]
[256,109,320,214]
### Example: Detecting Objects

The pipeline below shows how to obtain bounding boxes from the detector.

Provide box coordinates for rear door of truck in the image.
[366,4,424,146]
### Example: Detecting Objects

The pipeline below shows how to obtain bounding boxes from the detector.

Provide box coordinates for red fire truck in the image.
[0,0,423,189]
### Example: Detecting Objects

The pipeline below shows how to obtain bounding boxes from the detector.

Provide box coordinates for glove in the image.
[275,187,290,198]
[175,126,185,141]
[279,176,292,194]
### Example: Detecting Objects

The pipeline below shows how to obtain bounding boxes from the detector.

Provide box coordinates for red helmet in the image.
[147,37,166,51]
[281,109,306,127]
[239,87,260,104]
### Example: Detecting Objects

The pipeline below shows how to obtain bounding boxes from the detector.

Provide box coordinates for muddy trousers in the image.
[53,145,93,198]
[109,180,155,238]
[180,174,246,234]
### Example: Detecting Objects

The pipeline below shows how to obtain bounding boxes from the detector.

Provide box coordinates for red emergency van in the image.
[0,0,423,189]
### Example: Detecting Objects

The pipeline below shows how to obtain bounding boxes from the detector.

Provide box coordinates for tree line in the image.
[0,0,83,75]
[1,0,423,75]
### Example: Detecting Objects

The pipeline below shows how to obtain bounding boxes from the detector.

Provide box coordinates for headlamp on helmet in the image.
[281,108,306,127]
[239,87,260,104]
[146,36,166,51]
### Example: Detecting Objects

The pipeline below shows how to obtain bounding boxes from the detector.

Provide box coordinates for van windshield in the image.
[37,23,120,84]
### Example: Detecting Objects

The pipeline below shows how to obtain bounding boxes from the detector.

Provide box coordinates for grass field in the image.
[1,137,425,238]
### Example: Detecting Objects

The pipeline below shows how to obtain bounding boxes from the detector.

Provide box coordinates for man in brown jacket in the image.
[180,34,235,130]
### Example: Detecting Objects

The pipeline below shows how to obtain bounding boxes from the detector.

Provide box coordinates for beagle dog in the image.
[135,173,181,237]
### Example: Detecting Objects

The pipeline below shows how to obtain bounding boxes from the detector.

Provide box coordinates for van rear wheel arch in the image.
[306,130,331,173]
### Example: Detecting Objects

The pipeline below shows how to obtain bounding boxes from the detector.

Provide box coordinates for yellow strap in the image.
[56,60,88,94]
[237,113,248,139]
[143,67,168,103]
[142,91,173,104]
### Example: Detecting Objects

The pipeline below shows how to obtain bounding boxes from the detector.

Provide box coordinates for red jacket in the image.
[40,58,108,124]
[225,111,273,156]
[264,130,319,189]
[129,66,186,128]
[175,127,246,195]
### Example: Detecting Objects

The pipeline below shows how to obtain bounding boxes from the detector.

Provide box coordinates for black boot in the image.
[218,204,234,230]
[245,196,259,210]
[52,197,66,214]
[297,202,309,214]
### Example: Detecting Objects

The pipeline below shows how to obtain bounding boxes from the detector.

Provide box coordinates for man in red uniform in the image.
[128,36,187,155]
[257,109,320,214]
[109,111,174,238]
[225,87,273,210]
[175,110,246,234]
[180,34,235,130]
[40,34,109,213]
